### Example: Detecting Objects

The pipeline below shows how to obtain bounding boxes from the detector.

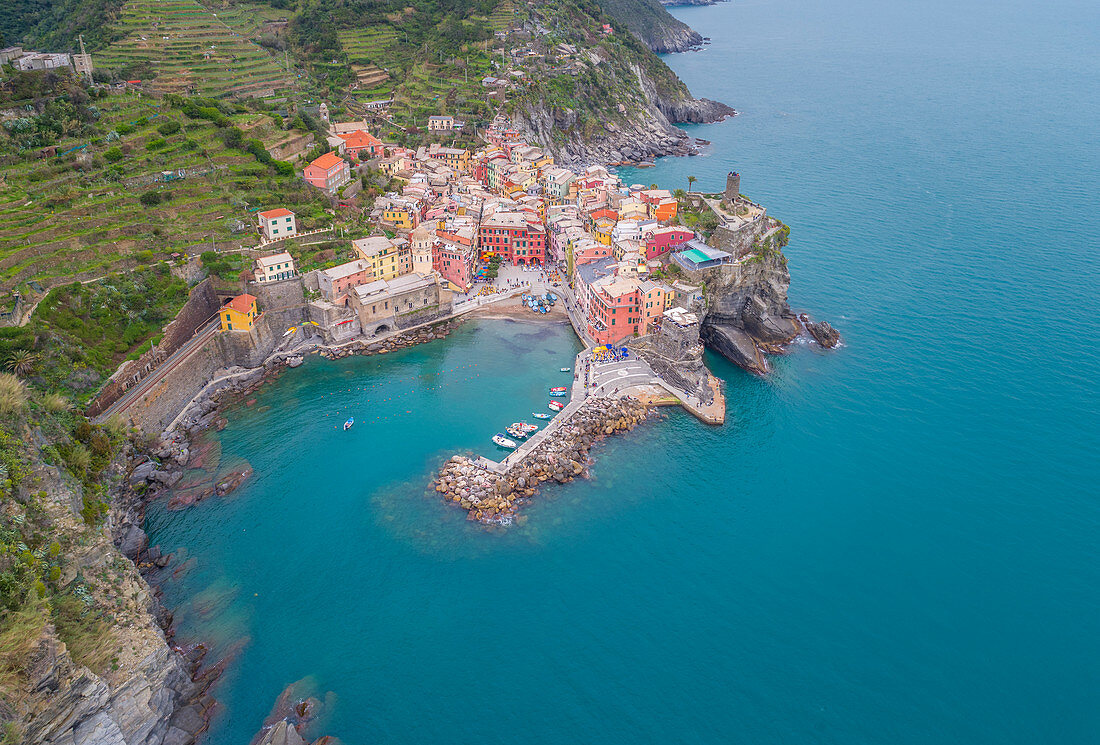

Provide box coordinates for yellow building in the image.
[353,237,411,281]
[382,205,415,230]
[221,294,258,331]
[593,219,615,246]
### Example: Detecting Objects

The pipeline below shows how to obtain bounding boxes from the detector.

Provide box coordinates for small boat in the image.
[548,401,564,411]
[492,433,517,449]
[512,422,538,432]
[560,367,571,372]
[549,386,567,392]
[343,417,354,430]
[506,426,528,439]
[549,390,567,397]
[533,412,552,419]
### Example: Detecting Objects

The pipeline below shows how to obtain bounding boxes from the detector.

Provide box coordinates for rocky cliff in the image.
[513,61,734,166]
[597,0,706,53]
[698,250,804,375]
[1,437,210,745]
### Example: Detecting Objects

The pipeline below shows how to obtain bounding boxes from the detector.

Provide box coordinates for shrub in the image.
[116,123,134,136]
[0,374,27,415]
[42,393,70,412]
[103,147,123,163]
[139,191,162,207]
[134,250,154,263]
[145,138,166,151]
[156,120,181,135]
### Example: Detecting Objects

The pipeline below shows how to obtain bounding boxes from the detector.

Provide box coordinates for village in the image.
[227,107,766,353]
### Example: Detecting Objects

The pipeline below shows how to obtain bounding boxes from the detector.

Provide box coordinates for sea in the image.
[144,0,1100,742]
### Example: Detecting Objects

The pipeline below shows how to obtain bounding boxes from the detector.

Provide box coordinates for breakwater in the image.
[433,396,650,524]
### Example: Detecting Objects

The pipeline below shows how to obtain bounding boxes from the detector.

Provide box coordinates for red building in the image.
[477,213,546,265]
[644,227,694,260]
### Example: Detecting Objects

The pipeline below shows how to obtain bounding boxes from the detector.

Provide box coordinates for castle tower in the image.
[724,171,740,204]
[318,102,329,125]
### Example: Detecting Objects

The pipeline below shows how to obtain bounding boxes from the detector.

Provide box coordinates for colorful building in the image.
[257,208,296,242]
[220,294,257,332]
[477,213,546,265]
[353,236,411,281]
[638,279,675,334]
[253,252,296,283]
[382,204,417,230]
[303,151,350,192]
[434,241,475,291]
[318,259,375,302]
[338,129,384,160]
[427,115,454,131]
[644,227,695,260]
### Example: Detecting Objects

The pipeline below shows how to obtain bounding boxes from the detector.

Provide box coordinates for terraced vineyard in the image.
[0,94,330,305]
[93,0,294,98]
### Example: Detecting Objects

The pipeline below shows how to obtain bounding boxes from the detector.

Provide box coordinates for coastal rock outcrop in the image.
[801,315,842,348]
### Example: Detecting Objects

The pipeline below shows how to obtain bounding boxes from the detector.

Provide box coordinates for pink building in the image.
[645,227,694,260]
[304,151,351,192]
[434,241,475,291]
[319,259,374,303]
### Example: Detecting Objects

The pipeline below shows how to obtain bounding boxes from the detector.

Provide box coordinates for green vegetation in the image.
[0,77,330,304]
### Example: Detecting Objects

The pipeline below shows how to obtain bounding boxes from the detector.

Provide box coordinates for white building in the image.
[15,53,71,71]
[257,208,297,242]
[253,252,297,283]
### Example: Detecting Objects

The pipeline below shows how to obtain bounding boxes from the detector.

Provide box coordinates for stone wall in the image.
[87,280,221,418]
[394,302,450,330]
[122,340,223,435]
[710,215,770,257]
[247,276,306,315]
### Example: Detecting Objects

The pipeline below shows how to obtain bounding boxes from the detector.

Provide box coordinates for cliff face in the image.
[3,453,209,745]
[698,252,803,374]
[513,61,734,166]
[597,0,705,53]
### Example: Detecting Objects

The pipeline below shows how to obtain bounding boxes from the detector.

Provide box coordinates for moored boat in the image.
[533,412,552,419]
[512,422,538,432]
[548,400,564,411]
[506,426,528,439]
[343,417,354,430]
[492,433,518,449]
[560,367,571,372]
[549,386,567,392]
[549,391,567,397]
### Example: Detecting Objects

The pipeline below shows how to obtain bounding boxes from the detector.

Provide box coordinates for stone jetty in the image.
[433,396,650,523]
[318,319,463,360]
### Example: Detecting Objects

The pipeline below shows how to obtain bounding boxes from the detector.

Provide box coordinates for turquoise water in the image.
[147,0,1100,742]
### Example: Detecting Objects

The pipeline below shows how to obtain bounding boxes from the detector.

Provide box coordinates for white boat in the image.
[506,426,528,439]
[512,422,538,432]
[548,400,564,411]
[560,367,571,372]
[343,417,354,430]
[493,433,518,449]
[533,412,552,419]
[549,390,567,397]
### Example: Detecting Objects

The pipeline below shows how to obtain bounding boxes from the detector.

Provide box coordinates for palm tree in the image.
[687,175,697,193]
[5,350,39,378]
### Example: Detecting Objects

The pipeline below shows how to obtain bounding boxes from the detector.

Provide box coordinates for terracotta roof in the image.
[309,151,346,171]
[258,208,293,219]
[226,294,256,314]
[338,130,382,148]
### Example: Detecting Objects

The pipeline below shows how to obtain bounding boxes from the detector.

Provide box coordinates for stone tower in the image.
[319,102,329,125]
[724,171,740,204]
[410,225,435,276]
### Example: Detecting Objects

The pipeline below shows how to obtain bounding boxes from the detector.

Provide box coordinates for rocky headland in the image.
[433,397,651,524]
[699,251,842,374]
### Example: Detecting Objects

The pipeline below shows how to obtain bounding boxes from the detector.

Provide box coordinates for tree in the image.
[687,175,697,193]
[5,350,39,378]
